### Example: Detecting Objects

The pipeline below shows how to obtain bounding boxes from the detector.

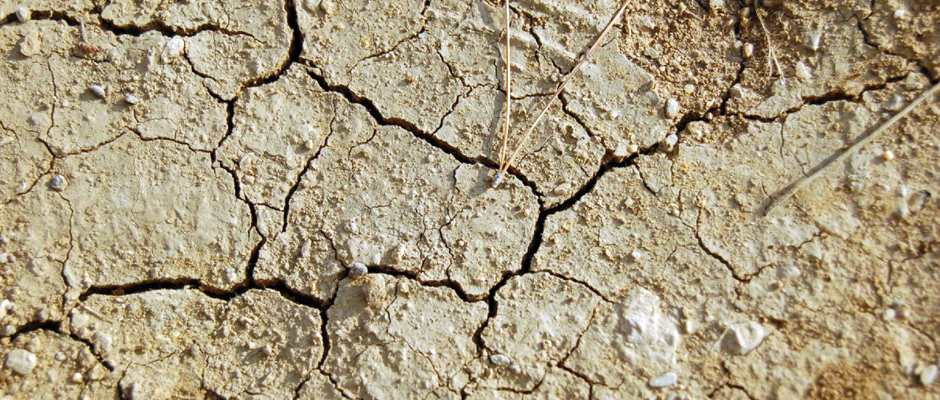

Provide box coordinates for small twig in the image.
[754,7,783,77]
[760,81,940,217]
[495,0,632,181]
[495,0,512,186]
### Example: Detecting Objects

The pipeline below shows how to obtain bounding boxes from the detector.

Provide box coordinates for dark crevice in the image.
[8,319,62,342]
[351,26,427,75]
[67,331,114,371]
[79,278,231,302]
[694,208,750,283]
[540,270,611,303]
[7,319,114,372]
[316,288,340,370]
[302,68,543,198]
[282,105,337,232]
[0,10,81,28]
[739,71,915,123]
[367,265,476,303]
[559,93,597,140]
[92,4,254,38]
[707,382,757,400]
[239,0,304,90]
[718,4,749,116]
[471,140,662,355]
[253,279,328,309]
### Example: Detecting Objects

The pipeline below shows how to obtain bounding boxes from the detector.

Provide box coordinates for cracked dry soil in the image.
[1,0,939,399]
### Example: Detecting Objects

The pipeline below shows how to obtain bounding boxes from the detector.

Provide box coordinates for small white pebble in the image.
[742,43,754,59]
[70,372,83,384]
[894,8,909,21]
[682,319,696,334]
[665,98,680,119]
[89,84,106,99]
[725,321,767,355]
[627,144,639,154]
[883,308,896,321]
[163,36,185,59]
[631,250,643,261]
[0,300,12,319]
[649,372,678,388]
[492,172,504,188]
[320,0,336,15]
[349,262,368,277]
[4,349,37,375]
[882,150,895,162]
[15,6,30,22]
[684,84,695,94]
[613,143,629,158]
[664,133,678,148]
[489,354,511,366]
[124,94,140,105]
[49,174,67,191]
[921,364,938,386]
[303,139,315,151]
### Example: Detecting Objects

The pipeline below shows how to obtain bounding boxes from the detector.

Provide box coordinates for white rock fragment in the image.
[319,0,336,15]
[89,84,106,99]
[921,364,938,386]
[649,371,678,388]
[70,372,83,384]
[614,143,629,158]
[664,134,679,148]
[18,28,41,57]
[631,249,643,261]
[49,174,67,191]
[163,36,185,60]
[885,94,905,111]
[93,331,112,353]
[883,308,896,321]
[0,300,12,318]
[628,144,639,154]
[489,354,511,366]
[665,99,680,119]
[492,172,503,188]
[882,150,895,162]
[125,94,140,105]
[15,6,30,22]
[349,262,368,277]
[894,8,909,21]
[724,321,767,355]
[742,43,754,59]
[808,31,822,52]
[223,267,238,283]
[4,349,37,375]
[795,61,812,81]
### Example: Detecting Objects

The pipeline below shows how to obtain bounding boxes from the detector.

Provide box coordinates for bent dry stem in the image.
[494,0,632,185]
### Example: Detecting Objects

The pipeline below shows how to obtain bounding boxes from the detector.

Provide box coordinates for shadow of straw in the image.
[757,81,940,217]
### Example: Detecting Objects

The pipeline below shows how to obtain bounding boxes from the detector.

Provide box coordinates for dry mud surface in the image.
[1,0,940,399]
